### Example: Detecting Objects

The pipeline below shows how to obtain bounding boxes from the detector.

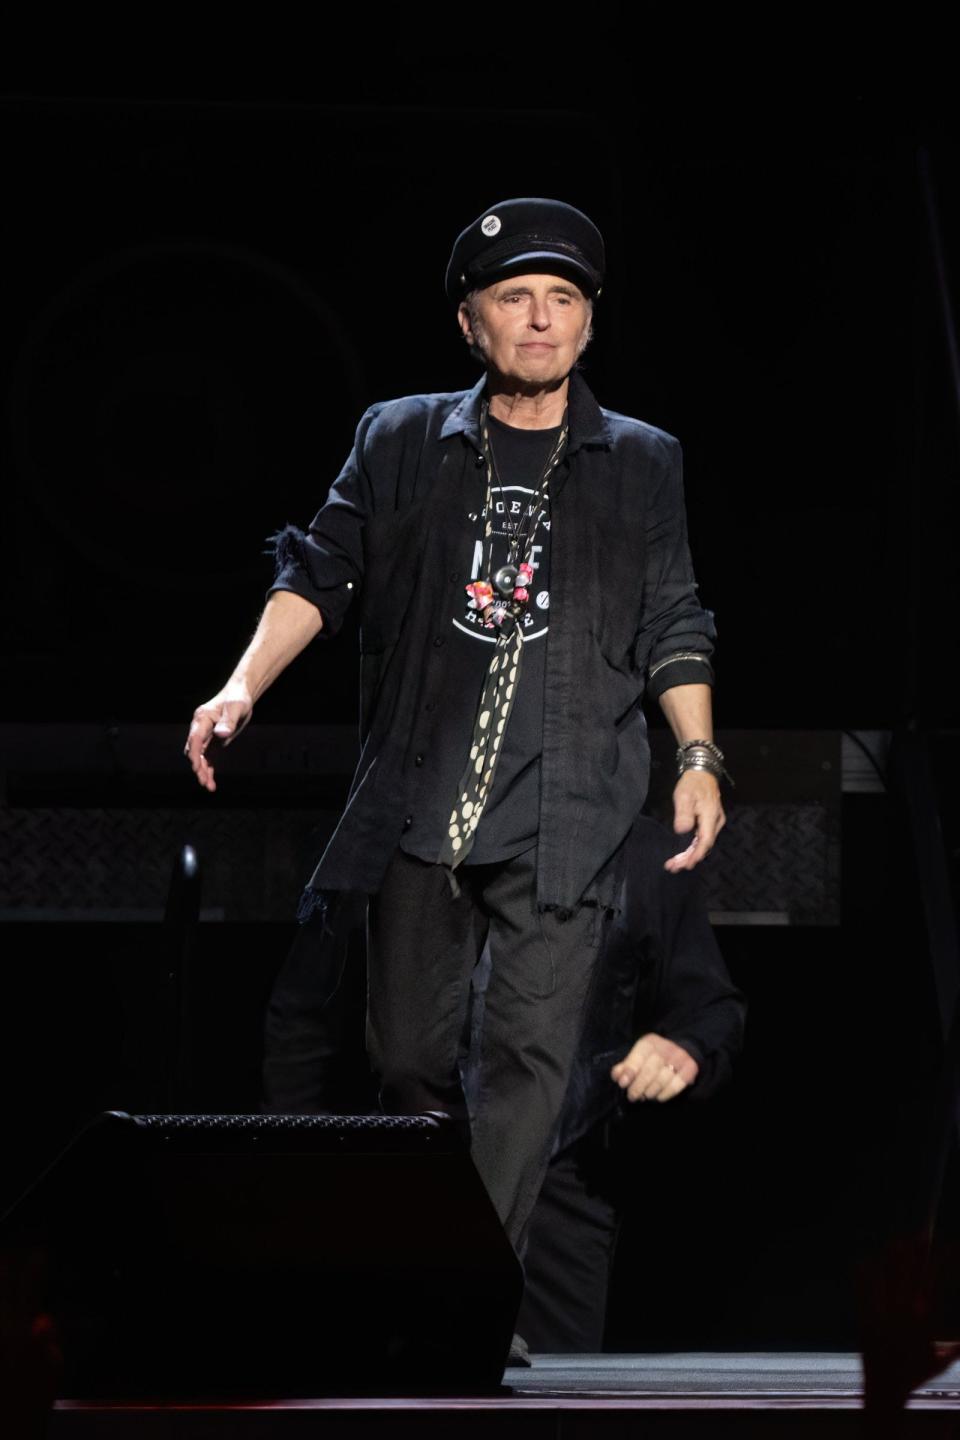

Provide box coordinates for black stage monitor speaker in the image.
[1,1110,523,1397]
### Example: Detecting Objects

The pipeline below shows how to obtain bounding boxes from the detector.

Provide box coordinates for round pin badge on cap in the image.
[481,215,501,236]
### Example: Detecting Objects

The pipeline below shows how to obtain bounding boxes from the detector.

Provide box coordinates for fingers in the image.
[612,1035,662,1084]
[663,834,700,874]
[626,1053,685,1102]
[663,771,726,873]
[184,711,218,792]
[621,1047,666,1100]
[695,795,726,855]
[613,1049,677,1101]
[183,697,251,792]
[611,1034,698,1103]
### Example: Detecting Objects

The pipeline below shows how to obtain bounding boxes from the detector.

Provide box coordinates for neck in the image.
[484,370,570,429]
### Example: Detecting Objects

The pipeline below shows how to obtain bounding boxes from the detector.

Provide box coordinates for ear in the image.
[457,301,475,345]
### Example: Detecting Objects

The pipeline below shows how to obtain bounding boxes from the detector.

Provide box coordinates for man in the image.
[185,198,725,1260]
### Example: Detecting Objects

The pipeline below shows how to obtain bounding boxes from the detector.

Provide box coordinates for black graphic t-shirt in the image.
[399,412,558,867]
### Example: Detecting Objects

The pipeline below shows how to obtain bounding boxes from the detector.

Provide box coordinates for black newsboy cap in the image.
[445,198,605,305]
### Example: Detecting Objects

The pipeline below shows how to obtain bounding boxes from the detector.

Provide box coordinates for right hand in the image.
[184,684,254,792]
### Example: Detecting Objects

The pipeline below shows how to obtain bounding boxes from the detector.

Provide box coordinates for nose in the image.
[529,294,551,330]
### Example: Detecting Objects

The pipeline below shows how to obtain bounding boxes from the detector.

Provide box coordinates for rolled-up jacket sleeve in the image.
[635,435,717,701]
[266,405,380,638]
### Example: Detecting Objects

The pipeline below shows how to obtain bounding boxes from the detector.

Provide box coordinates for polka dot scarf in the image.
[439,402,568,874]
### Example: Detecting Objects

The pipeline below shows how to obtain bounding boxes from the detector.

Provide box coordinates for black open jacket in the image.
[270,370,716,912]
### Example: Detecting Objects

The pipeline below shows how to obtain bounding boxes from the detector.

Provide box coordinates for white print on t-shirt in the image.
[452,483,549,644]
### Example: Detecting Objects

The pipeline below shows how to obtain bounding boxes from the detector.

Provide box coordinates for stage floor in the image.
[510,1350,960,1402]
[49,1352,960,1437]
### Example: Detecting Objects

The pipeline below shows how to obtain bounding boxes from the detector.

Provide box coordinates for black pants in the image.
[367,844,606,1250]
[262,890,375,1116]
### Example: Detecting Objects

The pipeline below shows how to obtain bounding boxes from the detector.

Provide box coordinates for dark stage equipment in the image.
[1,1109,523,1397]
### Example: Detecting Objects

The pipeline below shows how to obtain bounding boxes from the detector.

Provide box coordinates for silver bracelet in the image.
[675,739,734,787]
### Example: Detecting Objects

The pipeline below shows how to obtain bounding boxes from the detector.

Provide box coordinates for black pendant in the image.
[492,564,518,598]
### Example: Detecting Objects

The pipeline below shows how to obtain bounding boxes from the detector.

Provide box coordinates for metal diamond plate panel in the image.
[697,802,840,925]
[0,809,337,922]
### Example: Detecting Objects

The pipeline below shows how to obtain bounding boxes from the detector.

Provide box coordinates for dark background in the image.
[2,19,959,1352]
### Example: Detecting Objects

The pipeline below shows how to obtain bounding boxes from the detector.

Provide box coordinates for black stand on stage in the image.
[1,1108,523,1397]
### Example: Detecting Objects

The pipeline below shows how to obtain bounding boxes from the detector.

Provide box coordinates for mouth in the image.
[518,343,555,353]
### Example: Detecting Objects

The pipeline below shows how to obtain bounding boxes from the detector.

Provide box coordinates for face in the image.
[458,273,593,389]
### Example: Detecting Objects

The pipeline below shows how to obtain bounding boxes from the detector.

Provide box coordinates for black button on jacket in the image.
[270,370,716,912]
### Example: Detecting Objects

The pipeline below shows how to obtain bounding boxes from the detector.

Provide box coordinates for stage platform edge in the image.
[47,1352,960,1438]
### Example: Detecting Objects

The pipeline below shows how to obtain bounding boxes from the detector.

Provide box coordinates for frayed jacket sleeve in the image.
[266,405,381,638]
[635,435,717,701]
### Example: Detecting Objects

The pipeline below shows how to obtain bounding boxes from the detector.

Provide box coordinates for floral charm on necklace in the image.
[465,578,501,628]
[465,580,494,611]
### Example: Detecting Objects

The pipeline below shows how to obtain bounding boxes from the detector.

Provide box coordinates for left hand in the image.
[664,768,725,872]
[611,1032,699,1102]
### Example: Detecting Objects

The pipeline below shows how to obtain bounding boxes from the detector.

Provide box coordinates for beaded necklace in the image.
[439,400,568,872]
